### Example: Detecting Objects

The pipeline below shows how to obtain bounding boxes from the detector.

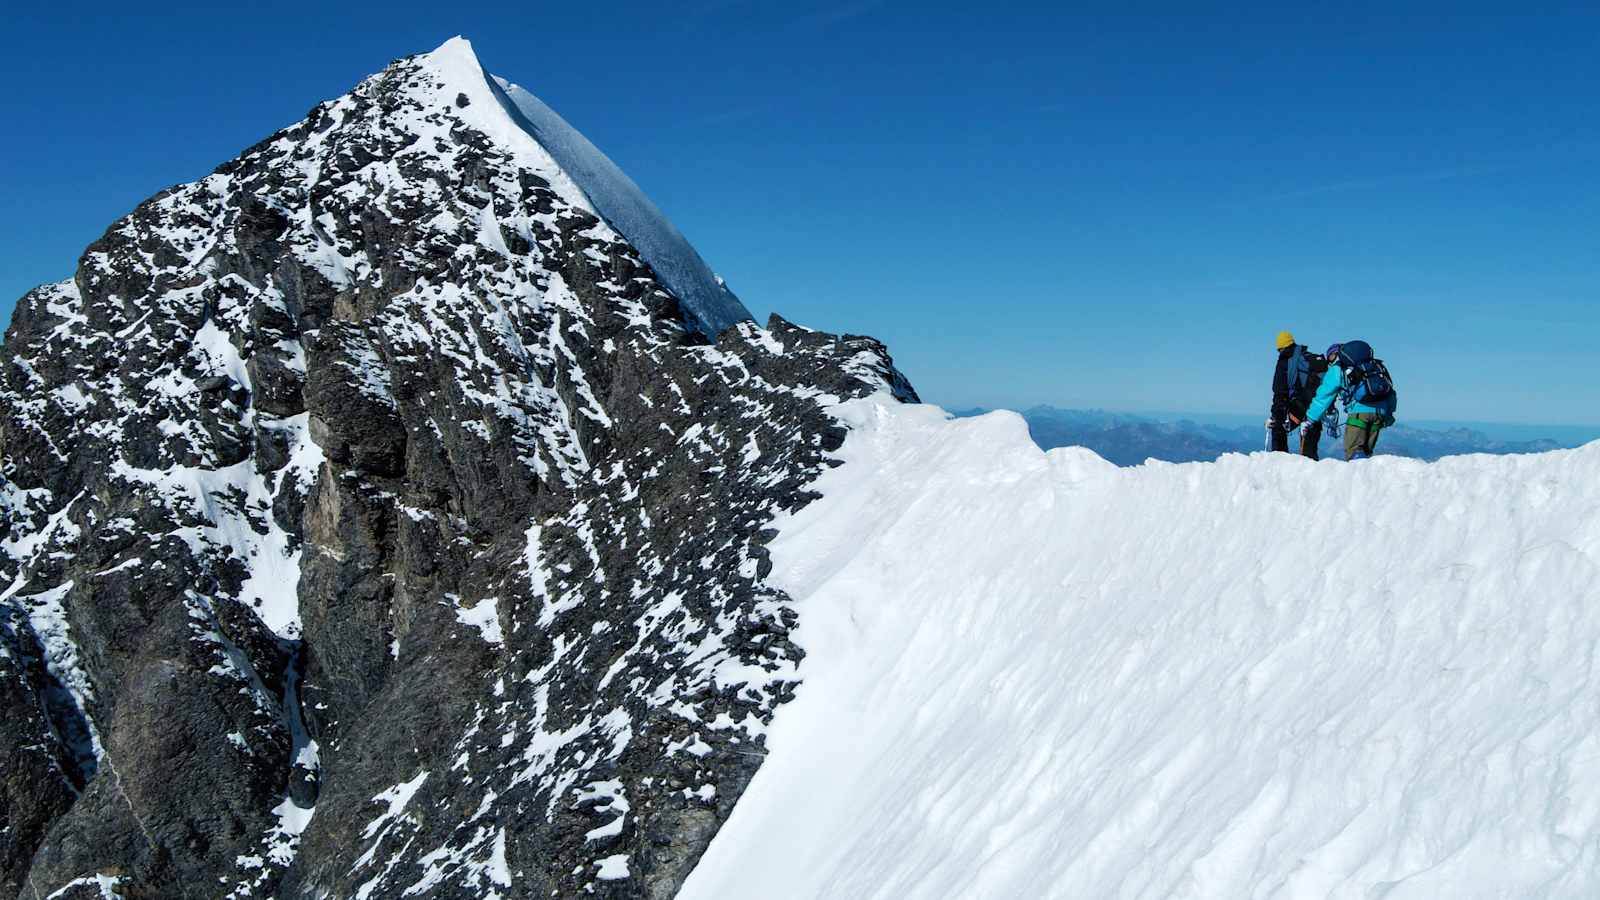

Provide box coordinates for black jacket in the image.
[1271,345,1297,421]
[1272,345,1296,403]
[1274,344,1328,422]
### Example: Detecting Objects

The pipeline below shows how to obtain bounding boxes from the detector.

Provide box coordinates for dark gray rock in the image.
[0,38,916,900]
[0,606,79,900]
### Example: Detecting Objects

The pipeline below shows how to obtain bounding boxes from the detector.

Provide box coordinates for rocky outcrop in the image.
[0,38,915,900]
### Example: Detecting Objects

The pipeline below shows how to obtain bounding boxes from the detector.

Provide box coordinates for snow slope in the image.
[682,397,1600,899]
[418,37,752,340]
[406,38,753,340]
[491,76,752,339]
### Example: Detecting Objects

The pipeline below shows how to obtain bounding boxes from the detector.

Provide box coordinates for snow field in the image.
[682,397,1600,900]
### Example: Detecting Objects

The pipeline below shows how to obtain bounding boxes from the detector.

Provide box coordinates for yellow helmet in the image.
[1276,330,1295,350]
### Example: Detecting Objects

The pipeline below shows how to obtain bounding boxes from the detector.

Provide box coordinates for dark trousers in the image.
[1270,419,1322,458]
[1269,395,1290,453]
[1269,421,1290,452]
[1299,420,1323,460]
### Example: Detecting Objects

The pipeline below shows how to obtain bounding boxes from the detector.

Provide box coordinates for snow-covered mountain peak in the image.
[414,34,484,80]
[489,76,755,340]
[411,35,754,339]
[406,36,600,217]
[0,36,911,899]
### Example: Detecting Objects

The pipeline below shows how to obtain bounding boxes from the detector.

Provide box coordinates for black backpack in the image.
[1337,340,1394,405]
[1285,346,1329,409]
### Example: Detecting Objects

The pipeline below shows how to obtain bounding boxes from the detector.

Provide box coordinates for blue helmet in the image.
[1325,343,1343,363]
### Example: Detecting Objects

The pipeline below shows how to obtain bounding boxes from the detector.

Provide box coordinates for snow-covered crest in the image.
[418,36,754,340]
[684,398,1600,899]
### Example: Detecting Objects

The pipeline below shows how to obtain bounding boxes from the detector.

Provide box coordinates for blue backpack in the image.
[1283,346,1327,409]
[1336,340,1394,405]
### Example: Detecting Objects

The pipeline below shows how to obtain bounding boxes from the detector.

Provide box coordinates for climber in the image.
[1302,340,1398,460]
[1269,331,1327,459]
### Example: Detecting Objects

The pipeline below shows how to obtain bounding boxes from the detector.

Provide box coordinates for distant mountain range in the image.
[952,406,1569,466]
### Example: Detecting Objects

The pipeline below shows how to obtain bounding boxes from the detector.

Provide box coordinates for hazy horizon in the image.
[945,401,1600,446]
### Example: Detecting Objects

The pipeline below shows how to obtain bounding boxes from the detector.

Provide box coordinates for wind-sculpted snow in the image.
[684,398,1600,900]
[411,36,750,340]
[488,70,753,340]
[0,37,914,899]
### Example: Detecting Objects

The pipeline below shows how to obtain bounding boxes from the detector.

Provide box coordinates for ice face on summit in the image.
[418,37,753,340]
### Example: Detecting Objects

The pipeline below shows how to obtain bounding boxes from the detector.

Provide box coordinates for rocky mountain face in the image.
[0,39,915,900]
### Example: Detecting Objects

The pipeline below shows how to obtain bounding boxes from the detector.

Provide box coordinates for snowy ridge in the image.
[489,72,753,340]
[416,37,753,340]
[684,397,1600,899]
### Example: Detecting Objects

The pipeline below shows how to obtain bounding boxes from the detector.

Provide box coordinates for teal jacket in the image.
[1305,365,1398,423]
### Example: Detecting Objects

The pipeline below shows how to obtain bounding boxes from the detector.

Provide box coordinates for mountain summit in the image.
[0,38,912,899]
[414,36,753,340]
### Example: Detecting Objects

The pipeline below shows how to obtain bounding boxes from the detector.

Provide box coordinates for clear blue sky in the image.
[5,2,1597,426]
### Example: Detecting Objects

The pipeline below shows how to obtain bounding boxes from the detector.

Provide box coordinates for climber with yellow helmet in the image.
[1268,330,1328,459]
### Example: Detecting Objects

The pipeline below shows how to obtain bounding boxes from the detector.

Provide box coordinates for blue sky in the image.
[5,3,1598,427]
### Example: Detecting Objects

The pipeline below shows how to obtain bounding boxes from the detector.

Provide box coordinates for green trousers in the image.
[1344,413,1384,459]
